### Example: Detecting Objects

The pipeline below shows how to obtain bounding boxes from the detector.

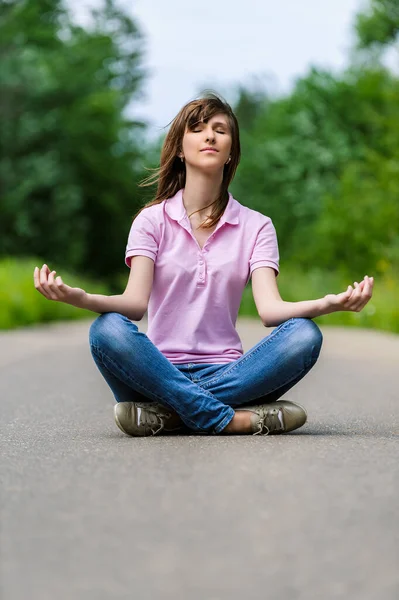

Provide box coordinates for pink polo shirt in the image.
[125,188,279,364]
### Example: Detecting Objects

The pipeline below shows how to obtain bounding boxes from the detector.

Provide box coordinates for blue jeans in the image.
[89,313,323,434]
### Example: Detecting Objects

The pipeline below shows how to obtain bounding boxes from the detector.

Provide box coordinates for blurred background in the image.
[0,0,398,331]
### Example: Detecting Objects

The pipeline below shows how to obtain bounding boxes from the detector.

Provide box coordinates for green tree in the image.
[355,0,399,49]
[0,0,148,285]
[231,68,366,265]
[312,67,399,277]
[230,0,399,277]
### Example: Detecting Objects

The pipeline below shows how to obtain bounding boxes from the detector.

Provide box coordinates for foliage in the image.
[0,0,148,286]
[231,64,399,278]
[355,0,399,49]
[0,0,398,334]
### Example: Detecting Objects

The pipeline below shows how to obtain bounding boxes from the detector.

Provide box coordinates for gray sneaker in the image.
[114,402,183,437]
[236,400,307,435]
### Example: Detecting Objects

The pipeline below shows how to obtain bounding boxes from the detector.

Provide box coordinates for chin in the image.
[196,158,223,168]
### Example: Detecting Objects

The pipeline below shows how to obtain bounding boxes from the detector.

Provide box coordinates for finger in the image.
[342,285,352,300]
[351,281,363,302]
[55,275,66,291]
[349,276,374,311]
[54,275,69,298]
[352,296,370,312]
[346,283,364,309]
[39,264,53,299]
[33,266,40,287]
[362,275,374,296]
[39,264,49,284]
[351,282,360,298]
[339,288,355,308]
[351,280,373,311]
[34,265,51,299]
[47,271,61,300]
[341,285,356,308]
[34,266,46,297]
[55,275,70,297]
[363,276,372,296]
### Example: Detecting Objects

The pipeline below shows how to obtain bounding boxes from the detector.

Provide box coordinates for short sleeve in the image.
[125,211,159,268]
[249,217,280,277]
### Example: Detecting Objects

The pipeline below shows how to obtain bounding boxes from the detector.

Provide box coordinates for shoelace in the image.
[136,402,172,435]
[253,407,284,435]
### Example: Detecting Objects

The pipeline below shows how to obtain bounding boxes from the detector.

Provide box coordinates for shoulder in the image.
[134,202,165,224]
[235,199,274,229]
[129,203,167,237]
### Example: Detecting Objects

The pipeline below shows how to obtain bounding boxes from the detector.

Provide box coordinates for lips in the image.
[201,148,218,152]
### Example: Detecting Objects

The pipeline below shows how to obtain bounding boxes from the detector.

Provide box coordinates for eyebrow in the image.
[194,121,229,129]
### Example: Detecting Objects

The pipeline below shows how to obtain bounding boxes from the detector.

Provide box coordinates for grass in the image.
[0,257,110,330]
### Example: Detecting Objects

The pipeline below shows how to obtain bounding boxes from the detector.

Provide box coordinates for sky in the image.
[68,0,365,138]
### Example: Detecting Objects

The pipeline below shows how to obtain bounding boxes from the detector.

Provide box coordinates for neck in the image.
[182,171,224,219]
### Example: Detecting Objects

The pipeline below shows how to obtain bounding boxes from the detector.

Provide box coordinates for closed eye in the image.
[193,130,225,134]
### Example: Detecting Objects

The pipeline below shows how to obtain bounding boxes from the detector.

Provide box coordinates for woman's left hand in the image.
[324,275,374,313]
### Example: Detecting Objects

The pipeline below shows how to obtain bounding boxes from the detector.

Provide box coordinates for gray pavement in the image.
[1,318,398,600]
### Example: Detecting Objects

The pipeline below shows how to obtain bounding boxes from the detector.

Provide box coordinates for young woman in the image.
[33,93,374,437]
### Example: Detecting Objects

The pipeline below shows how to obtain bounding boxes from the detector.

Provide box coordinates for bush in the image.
[0,257,110,330]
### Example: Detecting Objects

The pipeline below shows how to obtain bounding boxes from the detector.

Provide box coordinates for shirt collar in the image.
[165,188,240,225]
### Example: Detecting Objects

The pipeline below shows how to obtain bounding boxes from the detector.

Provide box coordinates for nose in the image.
[205,127,215,143]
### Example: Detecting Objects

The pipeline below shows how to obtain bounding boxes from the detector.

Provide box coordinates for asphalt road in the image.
[1,318,398,600]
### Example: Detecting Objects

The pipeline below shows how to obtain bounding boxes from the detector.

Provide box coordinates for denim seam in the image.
[214,409,235,434]
[91,345,229,433]
[200,318,300,389]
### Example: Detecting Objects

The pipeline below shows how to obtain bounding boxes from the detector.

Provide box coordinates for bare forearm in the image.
[80,293,144,321]
[263,298,332,327]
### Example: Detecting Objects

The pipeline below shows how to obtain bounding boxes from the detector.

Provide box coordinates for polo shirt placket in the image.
[178,215,226,287]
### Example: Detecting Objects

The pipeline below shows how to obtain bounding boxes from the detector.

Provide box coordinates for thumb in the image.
[56,275,68,288]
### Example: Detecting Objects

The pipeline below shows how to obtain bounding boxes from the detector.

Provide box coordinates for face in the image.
[180,113,232,170]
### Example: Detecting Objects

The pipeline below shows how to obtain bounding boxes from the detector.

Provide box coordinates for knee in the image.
[89,312,137,351]
[288,318,323,361]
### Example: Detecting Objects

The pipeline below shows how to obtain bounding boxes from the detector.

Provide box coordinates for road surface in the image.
[1,318,398,600]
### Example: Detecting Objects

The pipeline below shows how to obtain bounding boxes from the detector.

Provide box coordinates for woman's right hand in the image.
[34,264,87,309]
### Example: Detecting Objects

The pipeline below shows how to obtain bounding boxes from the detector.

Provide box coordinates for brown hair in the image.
[133,91,241,229]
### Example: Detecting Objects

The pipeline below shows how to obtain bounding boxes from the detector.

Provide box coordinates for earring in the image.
[225,157,231,165]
